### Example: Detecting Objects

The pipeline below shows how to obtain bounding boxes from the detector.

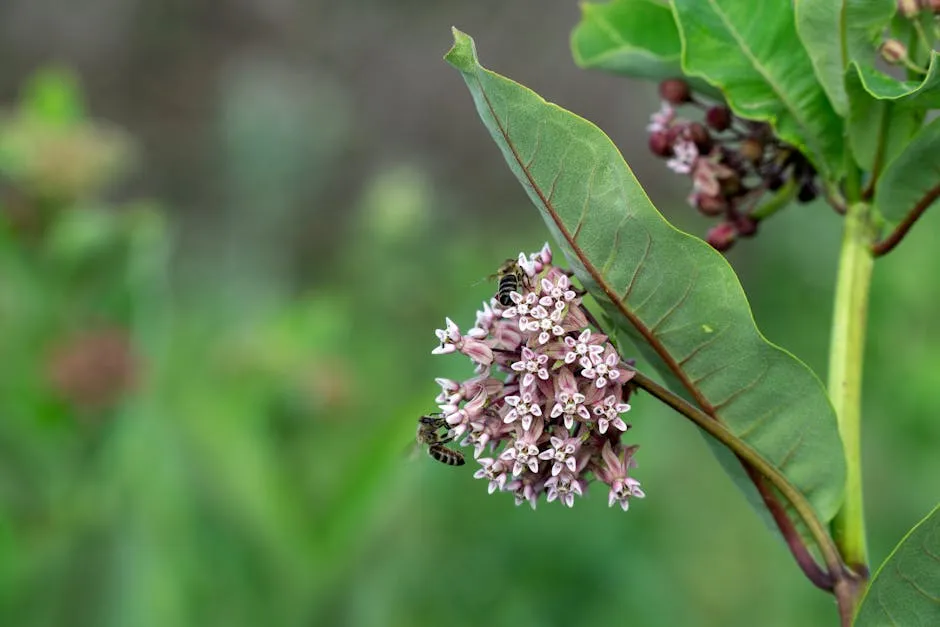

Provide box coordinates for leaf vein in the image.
[573,164,599,241]
[677,326,726,368]
[469,69,717,418]
[620,231,652,302]
[649,269,697,335]
[524,120,545,170]
[713,365,770,413]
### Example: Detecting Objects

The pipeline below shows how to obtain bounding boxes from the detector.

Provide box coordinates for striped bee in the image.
[416,414,466,466]
[494,258,525,307]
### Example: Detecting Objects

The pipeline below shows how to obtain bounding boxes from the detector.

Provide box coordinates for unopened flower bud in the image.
[659,79,691,105]
[762,162,786,191]
[688,122,712,152]
[707,222,737,252]
[797,181,818,203]
[739,137,764,164]
[696,194,726,217]
[719,172,743,197]
[734,215,758,237]
[880,39,908,64]
[898,0,920,17]
[648,131,673,157]
[705,106,732,132]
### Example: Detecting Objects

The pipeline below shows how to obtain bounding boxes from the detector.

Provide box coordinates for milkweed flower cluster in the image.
[649,79,820,252]
[431,244,644,510]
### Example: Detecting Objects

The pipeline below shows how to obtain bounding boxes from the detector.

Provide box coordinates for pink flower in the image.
[592,394,631,435]
[563,329,606,364]
[596,442,645,511]
[549,367,590,429]
[461,412,511,458]
[503,392,543,431]
[538,434,580,476]
[501,291,538,322]
[646,102,676,133]
[530,306,566,345]
[427,244,643,511]
[432,317,494,367]
[510,346,550,388]
[538,271,578,311]
[667,138,698,174]
[474,458,511,494]
[441,390,488,438]
[580,349,622,388]
[500,422,544,476]
[545,470,584,508]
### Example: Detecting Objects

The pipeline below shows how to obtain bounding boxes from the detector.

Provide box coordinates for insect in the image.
[416,414,466,466]
[494,258,525,306]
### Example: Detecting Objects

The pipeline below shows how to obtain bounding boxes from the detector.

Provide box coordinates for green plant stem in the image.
[828,201,875,579]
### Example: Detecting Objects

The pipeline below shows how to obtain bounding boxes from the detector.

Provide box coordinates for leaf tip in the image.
[444,27,478,71]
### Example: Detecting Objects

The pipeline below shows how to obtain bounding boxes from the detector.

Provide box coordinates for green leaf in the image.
[445,29,846,532]
[854,504,940,627]
[846,67,923,173]
[794,0,850,116]
[855,57,940,108]
[845,0,940,107]
[873,116,940,227]
[571,0,683,79]
[671,0,844,179]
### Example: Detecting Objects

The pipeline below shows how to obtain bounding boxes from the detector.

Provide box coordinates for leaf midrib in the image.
[471,71,718,418]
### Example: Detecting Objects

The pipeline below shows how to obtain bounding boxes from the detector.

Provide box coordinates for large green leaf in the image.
[794,0,850,116]
[873,116,940,227]
[445,29,845,531]
[854,504,940,627]
[845,0,940,108]
[846,66,923,173]
[571,0,683,80]
[671,0,844,179]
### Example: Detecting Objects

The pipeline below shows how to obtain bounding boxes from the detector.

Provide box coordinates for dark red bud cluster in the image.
[648,79,822,253]
[659,78,692,105]
[705,106,732,132]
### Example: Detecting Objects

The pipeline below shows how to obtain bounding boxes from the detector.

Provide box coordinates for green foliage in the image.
[874,116,940,226]
[854,504,940,626]
[571,0,683,79]
[445,30,846,539]
[845,0,940,107]
[845,70,923,173]
[794,0,850,115]
[672,0,844,178]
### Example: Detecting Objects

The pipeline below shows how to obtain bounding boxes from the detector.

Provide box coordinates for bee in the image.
[494,258,525,306]
[416,414,466,466]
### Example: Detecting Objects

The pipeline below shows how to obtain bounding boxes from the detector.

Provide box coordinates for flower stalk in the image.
[829,202,876,578]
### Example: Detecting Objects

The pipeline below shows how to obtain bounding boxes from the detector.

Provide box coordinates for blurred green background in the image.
[0,3,937,626]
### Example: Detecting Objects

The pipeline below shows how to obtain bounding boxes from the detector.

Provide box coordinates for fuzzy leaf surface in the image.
[445,29,846,531]
[854,504,940,627]
[672,0,844,178]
